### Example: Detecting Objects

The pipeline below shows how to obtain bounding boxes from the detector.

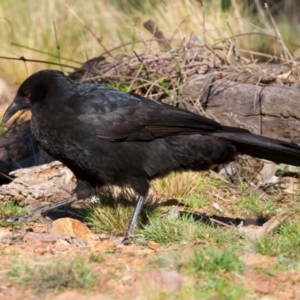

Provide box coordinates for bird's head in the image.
[2,70,74,124]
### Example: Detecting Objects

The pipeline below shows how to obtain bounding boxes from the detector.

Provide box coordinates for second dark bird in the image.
[3,70,300,239]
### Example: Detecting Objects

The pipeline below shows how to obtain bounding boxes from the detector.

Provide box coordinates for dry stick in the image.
[209,217,234,228]
[133,51,150,76]
[98,38,182,57]
[264,3,300,85]
[117,30,129,54]
[237,49,278,61]
[11,42,81,64]
[264,3,294,64]
[239,209,294,239]
[0,56,77,69]
[225,22,238,65]
[65,3,112,58]
[212,32,300,49]
[83,74,170,94]
[205,44,228,65]
[53,21,62,72]
[143,19,171,50]
[169,16,190,42]
[129,52,149,92]
[0,172,14,181]
[197,0,206,43]
[133,27,153,52]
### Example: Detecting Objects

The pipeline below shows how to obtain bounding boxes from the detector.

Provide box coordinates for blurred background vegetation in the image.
[0,0,299,85]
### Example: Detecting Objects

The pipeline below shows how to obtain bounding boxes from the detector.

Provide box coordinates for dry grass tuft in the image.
[0,0,299,84]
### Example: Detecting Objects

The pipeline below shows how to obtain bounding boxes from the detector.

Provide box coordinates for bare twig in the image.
[53,21,62,71]
[65,3,112,57]
[0,55,77,69]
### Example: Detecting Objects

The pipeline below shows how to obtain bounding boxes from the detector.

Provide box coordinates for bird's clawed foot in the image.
[5,194,145,246]
[121,195,146,244]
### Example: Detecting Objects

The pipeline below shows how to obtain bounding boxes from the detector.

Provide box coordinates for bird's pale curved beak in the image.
[2,97,29,125]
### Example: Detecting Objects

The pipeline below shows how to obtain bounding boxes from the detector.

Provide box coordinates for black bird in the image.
[3,70,300,239]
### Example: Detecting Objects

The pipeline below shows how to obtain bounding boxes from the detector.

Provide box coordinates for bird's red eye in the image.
[24,92,31,99]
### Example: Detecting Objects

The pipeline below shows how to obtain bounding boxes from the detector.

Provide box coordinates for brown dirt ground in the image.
[0,217,300,300]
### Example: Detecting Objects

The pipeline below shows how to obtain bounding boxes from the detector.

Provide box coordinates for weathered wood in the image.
[183,77,300,143]
[0,161,75,204]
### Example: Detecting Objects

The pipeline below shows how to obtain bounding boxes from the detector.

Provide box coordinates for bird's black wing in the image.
[71,84,247,141]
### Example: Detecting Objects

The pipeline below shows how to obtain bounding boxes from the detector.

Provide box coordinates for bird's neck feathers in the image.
[39,73,77,110]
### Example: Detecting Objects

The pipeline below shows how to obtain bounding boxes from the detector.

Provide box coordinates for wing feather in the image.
[68,84,247,141]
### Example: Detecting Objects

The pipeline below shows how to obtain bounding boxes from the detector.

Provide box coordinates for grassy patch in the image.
[82,190,136,236]
[275,255,300,271]
[139,213,197,244]
[82,171,224,237]
[182,246,244,274]
[232,190,278,219]
[5,257,98,292]
[148,246,246,300]
[82,188,159,236]
[89,252,104,264]
[151,171,227,209]
[0,201,26,227]
[183,247,246,299]
[139,210,241,247]
[251,221,300,259]
[193,277,245,300]
[144,277,245,300]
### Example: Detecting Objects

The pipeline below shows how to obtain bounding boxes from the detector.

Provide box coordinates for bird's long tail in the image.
[213,131,300,167]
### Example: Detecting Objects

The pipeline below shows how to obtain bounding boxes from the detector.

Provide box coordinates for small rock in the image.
[254,281,276,294]
[49,217,96,245]
[147,241,159,251]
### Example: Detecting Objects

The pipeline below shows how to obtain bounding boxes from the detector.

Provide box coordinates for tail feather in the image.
[212,132,300,167]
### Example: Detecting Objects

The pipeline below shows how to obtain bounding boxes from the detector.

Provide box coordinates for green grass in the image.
[1,171,299,299]
[89,252,104,264]
[144,277,245,300]
[82,190,136,236]
[0,201,26,227]
[139,210,242,247]
[232,190,278,219]
[185,246,244,274]
[275,255,300,271]
[251,221,300,259]
[178,246,244,278]
[5,257,98,292]
[82,188,160,236]
[193,277,245,300]
[82,171,229,238]
[151,171,229,206]
[139,213,198,244]
[147,246,246,300]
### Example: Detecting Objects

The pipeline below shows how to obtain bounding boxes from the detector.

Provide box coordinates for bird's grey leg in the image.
[123,195,146,242]
[6,195,78,225]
